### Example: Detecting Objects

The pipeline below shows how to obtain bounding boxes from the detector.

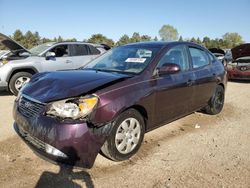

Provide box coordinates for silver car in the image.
[0,33,109,95]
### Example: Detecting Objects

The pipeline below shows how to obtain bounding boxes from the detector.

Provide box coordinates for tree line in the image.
[0,25,244,50]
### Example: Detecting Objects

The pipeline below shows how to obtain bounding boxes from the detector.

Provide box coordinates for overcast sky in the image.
[0,0,249,42]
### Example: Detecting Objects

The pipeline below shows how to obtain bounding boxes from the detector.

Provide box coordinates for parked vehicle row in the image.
[13,41,227,168]
[225,43,250,80]
[0,33,109,95]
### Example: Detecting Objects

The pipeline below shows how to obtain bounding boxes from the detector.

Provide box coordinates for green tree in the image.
[154,36,158,41]
[222,32,243,48]
[23,31,37,48]
[196,37,202,44]
[117,34,130,46]
[87,34,114,47]
[57,36,63,42]
[140,35,151,41]
[159,24,178,41]
[202,36,211,48]
[66,38,77,42]
[190,37,196,43]
[178,36,183,41]
[41,37,52,43]
[130,32,141,43]
[34,31,41,45]
[13,29,24,44]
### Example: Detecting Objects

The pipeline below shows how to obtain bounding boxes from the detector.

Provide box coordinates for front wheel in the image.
[205,85,225,115]
[101,109,145,161]
[9,72,32,96]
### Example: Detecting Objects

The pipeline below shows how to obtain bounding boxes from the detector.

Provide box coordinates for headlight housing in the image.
[0,59,8,67]
[46,95,98,120]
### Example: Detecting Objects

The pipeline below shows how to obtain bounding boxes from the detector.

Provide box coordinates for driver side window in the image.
[157,45,189,71]
[49,45,69,57]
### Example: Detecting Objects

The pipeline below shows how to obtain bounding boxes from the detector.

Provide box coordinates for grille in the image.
[18,127,46,151]
[18,96,44,118]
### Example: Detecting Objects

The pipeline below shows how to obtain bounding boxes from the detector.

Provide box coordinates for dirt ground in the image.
[0,81,250,188]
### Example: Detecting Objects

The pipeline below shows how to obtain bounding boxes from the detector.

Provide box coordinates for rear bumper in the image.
[13,101,111,168]
[227,69,250,80]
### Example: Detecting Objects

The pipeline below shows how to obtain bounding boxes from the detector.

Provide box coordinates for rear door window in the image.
[189,47,209,68]
[88,45,101,55]
[72,44,88,56]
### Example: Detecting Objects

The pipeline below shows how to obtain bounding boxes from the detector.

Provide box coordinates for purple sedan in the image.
[13,42,227,168]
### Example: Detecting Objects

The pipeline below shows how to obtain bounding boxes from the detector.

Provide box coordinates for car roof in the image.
[122,41,203,48]
[53,41,104,47]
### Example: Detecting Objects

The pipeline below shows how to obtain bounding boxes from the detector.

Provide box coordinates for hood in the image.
[22,70,130,103]
[0,33,30,53]
[209,48,225,55]
[231,43,250,60]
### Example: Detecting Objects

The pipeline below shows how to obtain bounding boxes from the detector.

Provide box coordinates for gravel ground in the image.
[0,81,249,188]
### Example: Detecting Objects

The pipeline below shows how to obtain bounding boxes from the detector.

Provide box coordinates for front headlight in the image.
[46,95,98,119]
[0,59,8,67]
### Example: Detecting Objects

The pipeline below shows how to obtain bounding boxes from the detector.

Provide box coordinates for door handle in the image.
[65,60,72,63]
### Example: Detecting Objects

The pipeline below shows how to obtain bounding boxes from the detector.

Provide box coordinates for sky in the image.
[0,0,249,42]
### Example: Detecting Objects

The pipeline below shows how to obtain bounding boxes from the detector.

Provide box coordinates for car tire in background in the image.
[101,109,145,161]
[205,85,225,115]
[9,72,32,96]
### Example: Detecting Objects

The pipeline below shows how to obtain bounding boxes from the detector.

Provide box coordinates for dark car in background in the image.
[13,41,227,168]
[226,43,250,80]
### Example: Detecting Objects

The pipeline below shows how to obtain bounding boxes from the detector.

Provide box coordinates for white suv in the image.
[0,33,109,95]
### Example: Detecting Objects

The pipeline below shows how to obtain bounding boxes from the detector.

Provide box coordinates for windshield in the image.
[84,46,160,74]
[29,43,55,56]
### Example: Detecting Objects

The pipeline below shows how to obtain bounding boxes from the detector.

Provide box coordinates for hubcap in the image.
[115,118,141,154]
[15,76,30,91]
[215,91,223,109]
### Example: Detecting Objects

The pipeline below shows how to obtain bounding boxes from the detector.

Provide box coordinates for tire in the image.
[101,109,145,161]
[204,85,225,115]
[9,72,32,96]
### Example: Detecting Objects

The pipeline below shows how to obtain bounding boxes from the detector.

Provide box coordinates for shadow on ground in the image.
[0,90,12,96]
[35,147,94,188]
[229,79,250,84]
[35,165,94,188]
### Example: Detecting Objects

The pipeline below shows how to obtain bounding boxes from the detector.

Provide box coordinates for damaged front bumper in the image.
[13,100,111,168]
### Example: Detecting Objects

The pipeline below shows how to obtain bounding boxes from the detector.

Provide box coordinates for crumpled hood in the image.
[22,70,130,103]
[0,33,30,53]
[231,43,250,60]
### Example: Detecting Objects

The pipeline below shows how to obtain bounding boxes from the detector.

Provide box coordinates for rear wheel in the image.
[9,72,32,96]
[205,85,225,115]
[101,109,145,161]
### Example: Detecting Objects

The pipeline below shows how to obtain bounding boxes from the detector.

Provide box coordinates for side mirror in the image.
[157,63,181,75]
[19,52,30,57]
[45,52,55,60]
[1,55,8,60]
